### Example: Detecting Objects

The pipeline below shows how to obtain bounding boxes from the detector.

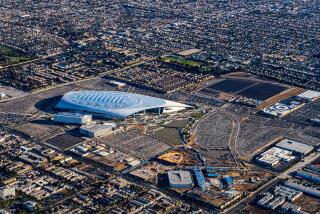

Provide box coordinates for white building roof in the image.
[297,90,320,100]
[80,123,116,132]
[56,91,191,118]
[276,139,313,155]
[257,147,295,166]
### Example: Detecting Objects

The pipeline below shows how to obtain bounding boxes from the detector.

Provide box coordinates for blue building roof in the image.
[192,167,206,188]
[56,91,191,118]
[296,170,320,184]
[223,176,234,187]
[206,166,219,177]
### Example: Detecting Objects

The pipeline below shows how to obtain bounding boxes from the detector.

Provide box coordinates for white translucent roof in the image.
[56,90,190,118]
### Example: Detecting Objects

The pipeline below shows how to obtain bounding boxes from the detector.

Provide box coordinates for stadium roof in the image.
[55,90,191,118]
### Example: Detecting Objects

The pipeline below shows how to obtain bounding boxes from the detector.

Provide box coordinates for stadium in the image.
[55,90,191,119]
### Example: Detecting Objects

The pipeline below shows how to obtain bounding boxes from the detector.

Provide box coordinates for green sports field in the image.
[0,45,34,67]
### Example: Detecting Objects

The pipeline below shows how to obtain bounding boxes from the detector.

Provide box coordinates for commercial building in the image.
[276,139,313,156]
[0,186,15,200]
[256,147,295,167]
[192,167,206,189]
[304,164,320,175]
[297,90,320,101]
[274,185,302,201]
[262,99,305,117]
[222,175,234,188]
[280,202,303,214]
[108,80,126,88]
[53,112,92,125]
[206,166,219,177]
[284,181,320,198]
[257,193,274,207]
[167,170,194,189]
[267,196,286,210]
[79,123,117,138]
[56,91,191,119]
[295,170,320,184]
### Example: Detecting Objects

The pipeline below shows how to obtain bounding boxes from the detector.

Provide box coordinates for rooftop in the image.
[276,139,313,155]
[56,90,191,118]
[167,170,193,185]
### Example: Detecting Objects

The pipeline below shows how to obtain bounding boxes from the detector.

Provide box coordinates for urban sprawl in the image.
[0,0,319,214]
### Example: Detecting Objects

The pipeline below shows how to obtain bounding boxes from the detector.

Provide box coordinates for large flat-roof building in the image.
[53,112,92,125]
[284,181,320,198]
[56,91,191,119]
[297,90,320,101]
[167,170,194,189]
[262,100,305,118]
[256,147,295,167]
[276,139,313,156]
[80,123,117,138]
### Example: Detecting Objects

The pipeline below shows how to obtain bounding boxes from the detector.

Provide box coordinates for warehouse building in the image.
[284,181,320,198]
[222,175,234,188]
[267,196,286,210]
[274,185,302,201]
[167,170,194,189]
[295,170,320,184]
[297,90,320,101]
[192,167,206,189]
[53,112,92,125]
[80,123,117,138]
[280,202,303,214]
[257,193,274,207]
[262,99,305,117]
[276,139,313,156]
[304,164,320,175]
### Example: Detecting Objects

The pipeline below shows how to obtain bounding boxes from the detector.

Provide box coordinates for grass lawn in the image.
[190,111,204,120]
[0,45,34,67]
[161,56,201,67]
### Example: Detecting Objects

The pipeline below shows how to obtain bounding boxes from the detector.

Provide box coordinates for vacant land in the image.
[295,194,320,213]
[0,46,34,67]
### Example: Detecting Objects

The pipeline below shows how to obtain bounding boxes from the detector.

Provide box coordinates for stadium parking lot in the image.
[98,129,171,160]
